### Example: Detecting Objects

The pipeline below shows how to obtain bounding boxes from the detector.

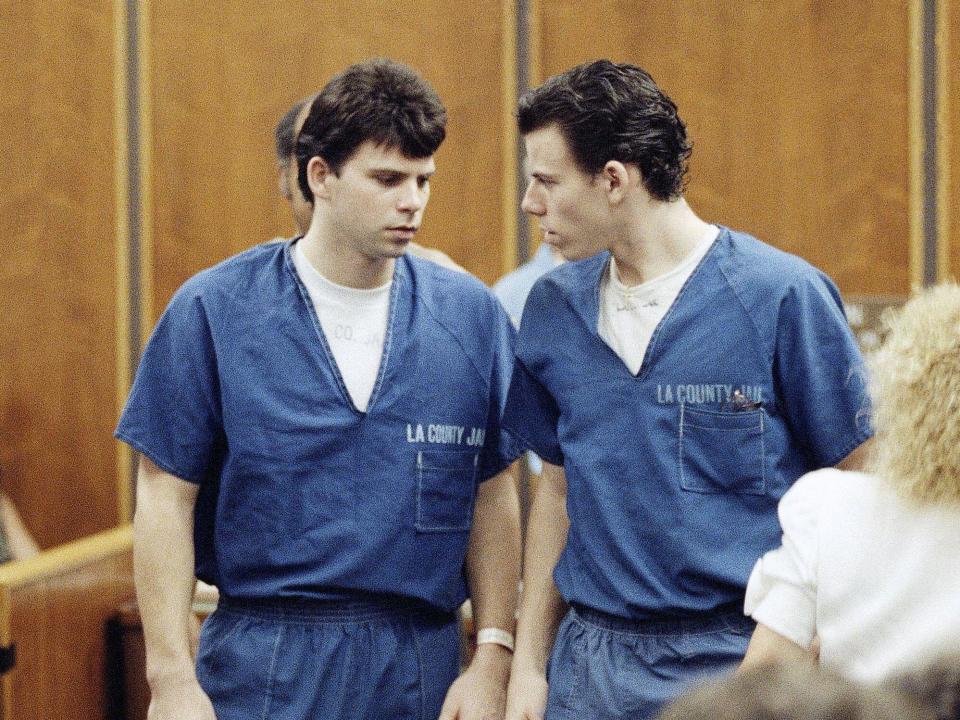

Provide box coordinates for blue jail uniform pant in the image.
[545,603,754,720]
[197,595,461,720]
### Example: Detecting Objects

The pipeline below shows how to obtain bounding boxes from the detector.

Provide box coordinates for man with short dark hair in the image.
[119,58,521,720]
[502,60,871,720]
[274,92,464,270]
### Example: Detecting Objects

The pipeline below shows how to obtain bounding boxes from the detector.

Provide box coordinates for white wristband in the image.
[476,627,515,652]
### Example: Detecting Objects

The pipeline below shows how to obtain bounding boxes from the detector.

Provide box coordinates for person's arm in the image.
[439,463,522,720]
[773,274,874,471]
[0,494,40,560]
[739,623,815,670]
[505,460,569,720]
[836,437,872,471]
[134,455,216,720]
[407,242,466,273]
[741,471,831,677]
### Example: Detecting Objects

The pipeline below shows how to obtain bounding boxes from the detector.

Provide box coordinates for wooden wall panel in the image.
[534,0,913,297]
[147,0,515,323]
[0,0,125,547]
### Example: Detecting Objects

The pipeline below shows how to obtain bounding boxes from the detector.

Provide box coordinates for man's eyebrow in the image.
[367,167,436,178]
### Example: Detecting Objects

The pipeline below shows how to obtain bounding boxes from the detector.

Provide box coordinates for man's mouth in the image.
[387,226,418,240]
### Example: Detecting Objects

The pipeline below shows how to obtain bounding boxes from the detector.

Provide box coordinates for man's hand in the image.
[438,644,512,720]
[504,662,548,720]
[147,675,217,720]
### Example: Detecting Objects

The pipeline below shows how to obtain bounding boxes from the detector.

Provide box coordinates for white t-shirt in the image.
[745,468,960,682]
[598,225,718,374]
[292,242,391,412]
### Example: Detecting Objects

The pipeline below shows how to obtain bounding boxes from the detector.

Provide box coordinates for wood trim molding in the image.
[114,0,133,525]
[936,0,951,280]
[909,0,925,289]
[138,0,155,344]
[501,0,520,275]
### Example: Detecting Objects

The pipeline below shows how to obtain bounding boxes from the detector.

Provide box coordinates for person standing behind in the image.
[118,58,521,720]
[501,60,871,720]
[742,284,960,683]
[273,96,316,237]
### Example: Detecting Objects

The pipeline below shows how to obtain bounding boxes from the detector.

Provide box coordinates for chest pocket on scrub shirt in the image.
[415,450,479,532]
[678,404,765,495]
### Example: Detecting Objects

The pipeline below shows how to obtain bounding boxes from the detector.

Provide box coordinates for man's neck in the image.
[299,223,394,289]
[609,197,710,287]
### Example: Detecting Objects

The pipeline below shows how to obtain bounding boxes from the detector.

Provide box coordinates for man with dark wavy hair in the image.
[119,58,521,720]
[502,60,871,719]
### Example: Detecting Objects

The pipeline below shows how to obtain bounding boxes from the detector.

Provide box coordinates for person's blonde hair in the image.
[868,283,960,504]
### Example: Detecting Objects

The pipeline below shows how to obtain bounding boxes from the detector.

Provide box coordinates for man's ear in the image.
[601,160,634,206]
[277,164,292,201]
[307,156,334,199]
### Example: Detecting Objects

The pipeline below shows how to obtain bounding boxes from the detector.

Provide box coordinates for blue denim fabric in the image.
[545,605,754,720]
[196,596,460,720]
[116,243,522,608]
[502,229,872,620]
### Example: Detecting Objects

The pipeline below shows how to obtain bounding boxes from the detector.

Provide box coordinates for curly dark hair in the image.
[296,58,447,203]
[518,60,692,201]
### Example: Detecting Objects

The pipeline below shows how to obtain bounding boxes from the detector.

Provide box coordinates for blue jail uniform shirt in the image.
[493,243,558,475]
[116,240,521,612]
[493,243,557,326]
[502,227,872,620]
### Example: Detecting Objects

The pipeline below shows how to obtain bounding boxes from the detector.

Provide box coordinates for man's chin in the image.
[375,241,410,260]
[387,240,412,255]
[544,236,576,261]
[555,246,582,262]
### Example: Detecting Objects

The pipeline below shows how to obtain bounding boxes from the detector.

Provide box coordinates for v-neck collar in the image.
[284,239,407,417]
[563,230,724,380]
[564,252,608,337]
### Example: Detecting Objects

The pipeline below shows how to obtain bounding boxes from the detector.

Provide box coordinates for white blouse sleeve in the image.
[744,469,834,649]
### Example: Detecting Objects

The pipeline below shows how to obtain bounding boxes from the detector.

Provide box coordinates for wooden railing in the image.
[0,526,134,720]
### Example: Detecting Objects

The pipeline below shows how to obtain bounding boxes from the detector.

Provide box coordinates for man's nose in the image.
[521,182,544,215]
